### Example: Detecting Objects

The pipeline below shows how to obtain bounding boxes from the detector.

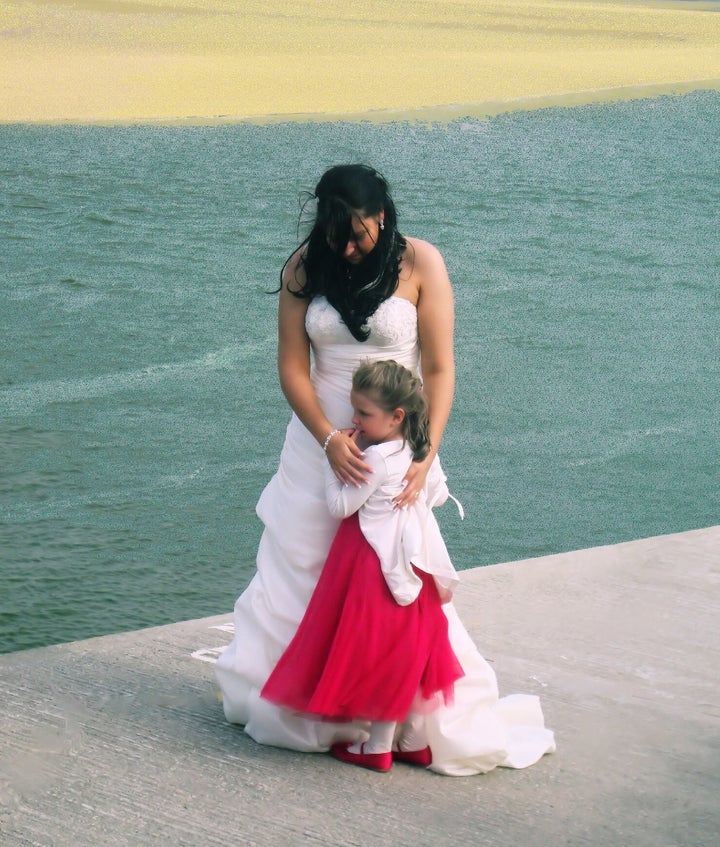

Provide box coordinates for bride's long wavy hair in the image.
[352,359,430,461]
[281,164,407,342]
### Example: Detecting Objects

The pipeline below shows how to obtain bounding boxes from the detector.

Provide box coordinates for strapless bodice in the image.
[306,295,419,383]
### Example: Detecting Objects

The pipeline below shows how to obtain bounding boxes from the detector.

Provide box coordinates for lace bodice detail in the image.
[305,295,420,426]
[306,295,419,369]
[306,295,418,350]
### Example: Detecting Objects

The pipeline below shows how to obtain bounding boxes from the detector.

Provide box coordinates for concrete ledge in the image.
[1,526,718,846]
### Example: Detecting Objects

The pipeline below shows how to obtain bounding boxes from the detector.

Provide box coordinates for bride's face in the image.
[329,210,385,265]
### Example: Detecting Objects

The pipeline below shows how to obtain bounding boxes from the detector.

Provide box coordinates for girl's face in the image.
[350,389,404,444]
[329,210,385,265]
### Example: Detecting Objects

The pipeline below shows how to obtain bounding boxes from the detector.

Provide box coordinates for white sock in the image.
[349,721,396,755]
[396,711,427,752]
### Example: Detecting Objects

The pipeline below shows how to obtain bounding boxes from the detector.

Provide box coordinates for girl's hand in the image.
[325,428,373,487]
[393,456,432,510]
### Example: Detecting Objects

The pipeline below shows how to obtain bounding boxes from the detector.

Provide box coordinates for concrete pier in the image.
[1,525,718,846]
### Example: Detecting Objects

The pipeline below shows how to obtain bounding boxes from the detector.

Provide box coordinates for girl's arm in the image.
[394,239,455,509]
[277,255,372,486]
[325,449,387,518]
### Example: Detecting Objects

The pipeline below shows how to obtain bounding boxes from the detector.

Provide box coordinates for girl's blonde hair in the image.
[352,360,430,460]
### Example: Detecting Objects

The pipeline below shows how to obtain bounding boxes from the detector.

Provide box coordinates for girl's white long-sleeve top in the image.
[324,440,459,606]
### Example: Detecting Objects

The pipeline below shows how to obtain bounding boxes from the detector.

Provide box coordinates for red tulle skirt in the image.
[261,512,464,722]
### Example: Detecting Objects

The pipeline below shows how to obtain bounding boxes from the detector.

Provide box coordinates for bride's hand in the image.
[325,428,373,486]
[393,456,432,509]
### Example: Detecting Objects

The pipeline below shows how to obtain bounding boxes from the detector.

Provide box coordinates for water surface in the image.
[2,91,718,652]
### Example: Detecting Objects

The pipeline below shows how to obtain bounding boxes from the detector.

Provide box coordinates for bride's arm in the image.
[277,257,372,486]
[394,239,455,509]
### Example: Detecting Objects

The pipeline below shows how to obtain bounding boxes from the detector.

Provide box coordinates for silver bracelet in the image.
[322,429,340,453]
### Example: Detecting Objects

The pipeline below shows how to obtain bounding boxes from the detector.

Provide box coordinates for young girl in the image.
[260,359,464,772]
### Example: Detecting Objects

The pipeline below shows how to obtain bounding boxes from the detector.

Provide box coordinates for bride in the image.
[214,164,555,776]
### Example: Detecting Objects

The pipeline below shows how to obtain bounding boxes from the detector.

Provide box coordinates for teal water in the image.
[2,92,719,654]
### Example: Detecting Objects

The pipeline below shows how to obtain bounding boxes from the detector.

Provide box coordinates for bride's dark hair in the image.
[281,164,407,342]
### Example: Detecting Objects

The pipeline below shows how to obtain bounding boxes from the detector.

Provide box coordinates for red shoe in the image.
[392,746,432,767]
[331,743,392,773]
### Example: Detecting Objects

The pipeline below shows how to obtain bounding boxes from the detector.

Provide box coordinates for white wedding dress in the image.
[214,295,555,776]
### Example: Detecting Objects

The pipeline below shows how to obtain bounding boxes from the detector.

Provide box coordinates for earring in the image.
[379,219,385,231]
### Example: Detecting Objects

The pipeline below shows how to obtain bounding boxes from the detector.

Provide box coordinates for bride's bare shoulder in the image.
[401,236,449,283]
[403,236,446,267]
[281,245,308,293]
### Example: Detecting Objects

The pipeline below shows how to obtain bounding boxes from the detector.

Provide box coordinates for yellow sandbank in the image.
[1,0,719,124]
